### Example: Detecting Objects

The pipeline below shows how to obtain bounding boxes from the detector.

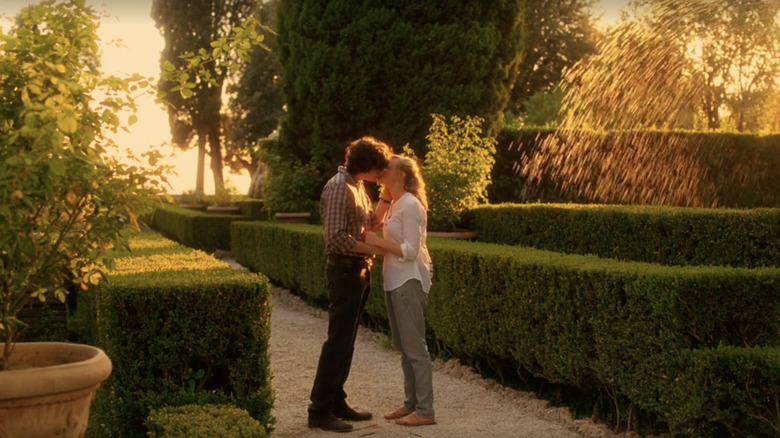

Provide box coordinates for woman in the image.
[365,155,436,427]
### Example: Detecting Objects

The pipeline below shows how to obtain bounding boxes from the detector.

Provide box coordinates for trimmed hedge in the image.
[466,203,780,268]
[146,204,253,252]
[146,404,266,438]
[231,221,780,436]
[230,221,390,326]
[83,232,274,437]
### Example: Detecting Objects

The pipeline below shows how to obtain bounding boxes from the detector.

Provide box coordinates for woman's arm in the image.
[371,190,393,231]
[364,231,402,257]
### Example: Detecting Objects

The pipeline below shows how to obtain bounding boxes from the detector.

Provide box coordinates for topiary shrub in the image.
[146,404,266,438]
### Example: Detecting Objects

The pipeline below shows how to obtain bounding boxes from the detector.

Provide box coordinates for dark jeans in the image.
[308,255,371,418]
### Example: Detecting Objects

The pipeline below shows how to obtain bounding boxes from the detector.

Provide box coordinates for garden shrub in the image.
[467,203,780,268]
[277,0,524,174]
[490,128,780,208]
[230,221,780,435]
[235,199,268,220]
[147,203,252,252]
[146,404,266,438]
[83,231,274,437]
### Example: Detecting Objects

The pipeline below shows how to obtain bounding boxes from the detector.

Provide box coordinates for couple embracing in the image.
[308,137,436,433]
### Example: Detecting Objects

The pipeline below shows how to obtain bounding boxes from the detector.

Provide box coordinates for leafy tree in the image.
[509,0,601,115]
[276,0,525,194]
[522,86,564,127]
[0,0,169,368]
[152,0,258,194]
[632,0,780,133]
[225,0,283,197]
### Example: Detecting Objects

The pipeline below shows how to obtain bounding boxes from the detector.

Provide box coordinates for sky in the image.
[0,0,631,195]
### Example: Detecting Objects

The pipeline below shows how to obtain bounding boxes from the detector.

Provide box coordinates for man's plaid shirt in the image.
[320,166,374,257]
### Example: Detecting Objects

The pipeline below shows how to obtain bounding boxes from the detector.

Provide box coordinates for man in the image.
[308,136,393,432]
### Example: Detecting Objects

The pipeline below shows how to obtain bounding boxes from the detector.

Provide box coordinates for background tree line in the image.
[152,0,780,199]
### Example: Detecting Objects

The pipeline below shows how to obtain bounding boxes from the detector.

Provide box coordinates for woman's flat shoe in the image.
[395,412,436,426]
[383,407,413,420]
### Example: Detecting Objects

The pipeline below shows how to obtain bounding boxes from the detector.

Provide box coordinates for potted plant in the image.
[419,114,496,238]
[0,2,168,436]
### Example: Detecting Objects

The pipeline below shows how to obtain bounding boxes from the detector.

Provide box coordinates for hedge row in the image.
[146,204,254,253]
[80,231,274,437]
[490,128,780,208]
[466,203,780,268]
[231,221,780,436]
[230,222,392,328]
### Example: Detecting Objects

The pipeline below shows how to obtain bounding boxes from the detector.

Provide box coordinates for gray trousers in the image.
[385,279,434,418]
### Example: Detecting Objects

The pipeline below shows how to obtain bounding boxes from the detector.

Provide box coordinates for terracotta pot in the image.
[428,229,477,240]
[275,212,311,224]
[0,342,112,438]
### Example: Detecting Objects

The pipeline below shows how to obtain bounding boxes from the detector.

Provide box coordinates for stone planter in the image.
[275,212,312,224]
[205,205,241,215]
[428,229,477,240]
[0,342,112,438]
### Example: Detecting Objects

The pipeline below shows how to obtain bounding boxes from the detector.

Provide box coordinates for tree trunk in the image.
[196,134,206,194]
[248,164,266,197]
[208,125,224,193]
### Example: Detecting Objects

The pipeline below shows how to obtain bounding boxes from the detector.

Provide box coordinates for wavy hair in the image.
[345,136,393,175]
[394,155,428,210]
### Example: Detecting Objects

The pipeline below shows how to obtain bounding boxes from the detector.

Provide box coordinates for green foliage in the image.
[258,145,321,218]
[522,87,564,127]
[231,221,780,435]
[226,1,283,151]
[153,0,266,193]
[663,346,780,437]
[423,114,496,231]
[0,0,169,368]
[490,128,780,207]
[147,404,267,438]
[467,203,780,268]
[85,232,274,437]
[158,15,269,101]
[508,0,600,114]
[177,190,209,206]
[231,222,327,298]
[147,204,252,253]
[276,0,524,176]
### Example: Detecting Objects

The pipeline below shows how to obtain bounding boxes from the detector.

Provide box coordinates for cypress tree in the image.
[276,0,525,180]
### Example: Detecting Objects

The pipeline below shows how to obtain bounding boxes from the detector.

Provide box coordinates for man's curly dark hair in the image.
[345,136,393,175]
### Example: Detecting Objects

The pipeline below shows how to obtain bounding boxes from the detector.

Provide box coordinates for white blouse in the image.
[382,192,432,293]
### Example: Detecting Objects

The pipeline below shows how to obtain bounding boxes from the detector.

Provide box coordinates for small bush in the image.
[424,114,496,231]
[146,404,266,438]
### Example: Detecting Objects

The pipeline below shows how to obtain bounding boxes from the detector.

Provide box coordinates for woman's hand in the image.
[364,231,382,246]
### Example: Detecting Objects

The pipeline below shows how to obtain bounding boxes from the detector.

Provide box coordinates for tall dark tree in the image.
[225,0,283,196]
[152,0,257,194]
[276,0,525,192]
[509,0,601,114]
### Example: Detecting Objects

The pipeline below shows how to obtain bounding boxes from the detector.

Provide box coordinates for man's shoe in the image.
[308,414,353,432]
[334,405,373,421]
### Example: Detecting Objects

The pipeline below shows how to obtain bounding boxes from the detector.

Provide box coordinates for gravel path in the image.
[266,285,623,438]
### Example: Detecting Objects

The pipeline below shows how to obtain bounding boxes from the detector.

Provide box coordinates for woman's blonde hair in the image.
[394,155,428,210]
